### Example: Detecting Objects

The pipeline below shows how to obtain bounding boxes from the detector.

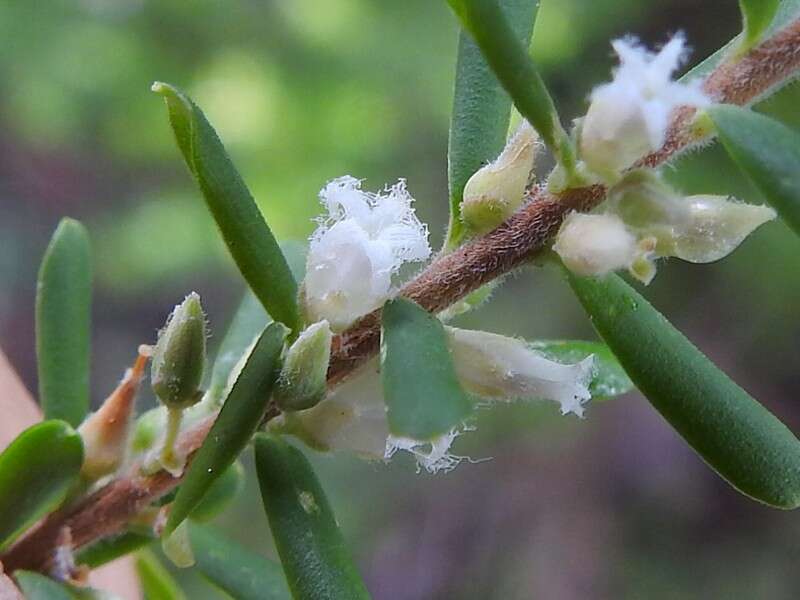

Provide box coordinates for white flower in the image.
[580,34,709,177]
[274,326,596,471]
[446,327,595,417]
[303,176,431,331]
[553,212,639,277]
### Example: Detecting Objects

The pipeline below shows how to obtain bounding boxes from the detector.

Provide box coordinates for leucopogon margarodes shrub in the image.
[2,0,800,597]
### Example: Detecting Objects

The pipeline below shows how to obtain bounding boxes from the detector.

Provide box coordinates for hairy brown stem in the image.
[4,17,799,575]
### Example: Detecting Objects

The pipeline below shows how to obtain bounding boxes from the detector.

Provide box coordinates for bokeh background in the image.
[2,1,799,598]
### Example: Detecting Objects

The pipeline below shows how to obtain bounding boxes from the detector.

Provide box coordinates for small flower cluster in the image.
[554,35,775,283]
[303,176,431,332]
[264,174,600,472]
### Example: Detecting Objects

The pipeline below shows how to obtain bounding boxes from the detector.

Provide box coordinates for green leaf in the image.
[77,531,153,569]
[446,0,573,171]
[190,524,290,600]
[567,272,800,509]
[254,434,370,600]
[708,105,800,236]
[445,0,538,248]
[36,217,92,427]
[381,298,473,440]
[166,322,287,535]
[528,340,634,400]
[15,571,77,600]
[206,241,307,404]
[188,460,244,523]
[152,82,301,333]
[739,0,780,52]
[0,420,84,550]
[206,291,271,405]
[135,549,186,600]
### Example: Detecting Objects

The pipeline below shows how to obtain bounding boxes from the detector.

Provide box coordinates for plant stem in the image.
[3,15,799,575]
[159,407,184,477]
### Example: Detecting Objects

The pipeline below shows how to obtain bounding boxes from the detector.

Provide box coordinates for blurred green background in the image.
[1,1,799,598]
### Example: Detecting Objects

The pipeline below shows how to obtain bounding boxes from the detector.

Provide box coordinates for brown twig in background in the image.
[3,17,799,576]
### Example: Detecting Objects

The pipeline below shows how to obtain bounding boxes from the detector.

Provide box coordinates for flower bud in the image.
[553,212,638,277]
[461,121,538,233]
[668,195,776,263]
[275,320,332,411]
[151,292,207,410]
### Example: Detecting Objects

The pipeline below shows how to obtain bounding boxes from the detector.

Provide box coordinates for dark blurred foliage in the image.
[1,1,799,598]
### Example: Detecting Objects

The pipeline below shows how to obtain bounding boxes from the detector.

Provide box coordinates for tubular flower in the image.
[302,176,431,332]
[579,34,709,178]
[446,327,595,417]
[274,327,596,471]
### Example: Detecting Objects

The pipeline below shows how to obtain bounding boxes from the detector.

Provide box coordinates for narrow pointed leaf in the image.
[0,421,83,550]
[207,291,270,404]
[188,460,245,522]
[254,434,370,600]
[14,572,76,600]
[207,242,306,403]
[446,0,538,248]
[709,105,800,236]
[190,524,290,600]
[165,322,287,534]
[528,340,634,400]
[77,531,153,569]
[739,0,780,52]
[136,550,186,600]
[153,82,300,333]
[381,298,473,440]
[568,272,800,509]
[445,0,572,168]
[36,218,91,426]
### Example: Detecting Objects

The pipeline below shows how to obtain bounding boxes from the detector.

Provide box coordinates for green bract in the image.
[568,272,800,509]
[36,218,92,427]
[254,434,370,600]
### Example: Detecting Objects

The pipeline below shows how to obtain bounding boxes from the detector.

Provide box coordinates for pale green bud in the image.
[461,121,538,234]
[668,195,776,263]
[275,320,332,411]
[553,212,638,277]
[151,293,207,409]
